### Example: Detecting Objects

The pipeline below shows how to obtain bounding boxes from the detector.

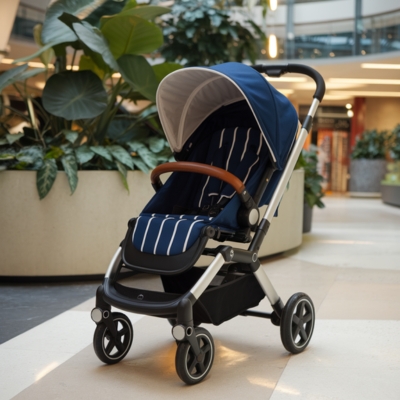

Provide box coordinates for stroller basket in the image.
[162,267,265,325]
[91,62,325,385]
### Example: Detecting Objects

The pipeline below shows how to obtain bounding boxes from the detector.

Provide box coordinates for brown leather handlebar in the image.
[151,162,246,194]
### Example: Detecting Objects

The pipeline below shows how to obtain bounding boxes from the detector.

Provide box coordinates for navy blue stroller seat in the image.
[124,116,268,274]
[130,125,267,258]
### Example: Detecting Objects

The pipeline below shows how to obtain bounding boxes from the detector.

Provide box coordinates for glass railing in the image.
[11,3,45,40]
[260,8,400,59]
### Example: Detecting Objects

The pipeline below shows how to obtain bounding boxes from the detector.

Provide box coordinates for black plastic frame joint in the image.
[272,298,284,318]
[302,115,313,133]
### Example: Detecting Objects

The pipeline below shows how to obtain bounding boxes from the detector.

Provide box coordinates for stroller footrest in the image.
[103,278,187,316]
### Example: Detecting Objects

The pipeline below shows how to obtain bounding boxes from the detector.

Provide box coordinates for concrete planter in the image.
[0,169,304,278]
[381,183,400,207]
[349,159,387,197]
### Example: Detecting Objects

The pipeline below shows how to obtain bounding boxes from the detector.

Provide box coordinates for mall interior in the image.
[1,0,400,398]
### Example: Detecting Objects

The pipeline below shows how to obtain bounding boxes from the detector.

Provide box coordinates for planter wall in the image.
[0,169,304,278]
[381,183,400,207]
[349,159,387,197]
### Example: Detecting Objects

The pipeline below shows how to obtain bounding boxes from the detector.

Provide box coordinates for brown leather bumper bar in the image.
[151,161,246,195]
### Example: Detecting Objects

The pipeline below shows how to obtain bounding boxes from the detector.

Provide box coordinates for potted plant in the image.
[160,0,264,66]
[295,146,325,233]
[349,129,388,197]
[0,0,185,278]
[381,124,400,207]
[0,0,181,199]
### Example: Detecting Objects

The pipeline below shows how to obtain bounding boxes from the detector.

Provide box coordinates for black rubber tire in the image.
[280,293,315,354]
[175,327,214,385]
[93,312,133,364]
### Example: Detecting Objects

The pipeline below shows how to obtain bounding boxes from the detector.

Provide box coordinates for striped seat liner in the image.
[133,127,265,256]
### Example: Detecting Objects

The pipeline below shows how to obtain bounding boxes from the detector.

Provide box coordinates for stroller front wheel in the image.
[280,293,315,354]
[93,312,133,364]
[175,327,214,385]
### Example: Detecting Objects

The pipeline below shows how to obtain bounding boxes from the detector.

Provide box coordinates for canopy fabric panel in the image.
[156,62,299,170]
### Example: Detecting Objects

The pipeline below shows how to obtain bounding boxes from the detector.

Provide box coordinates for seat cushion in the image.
[132,213,214,256]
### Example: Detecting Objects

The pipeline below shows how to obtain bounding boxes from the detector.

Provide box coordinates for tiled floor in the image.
[1,196,400,399]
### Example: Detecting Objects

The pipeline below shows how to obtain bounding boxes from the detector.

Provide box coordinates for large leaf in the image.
[84,0,128,27]
[18,68,48,82]
[41,0,100,45]
[115,160,129,193]
[107,118,148,143]
[61,153,78,194]
[152,62,182,83]
[108,144,134,169]
[117,54,158,102]
[90,145,113,161]
[37,158,58,199]
[72,22,119,71]
[33,24,55,66]
[75,145,95,164]
[137,145,158,169]
[0,64,28,92]
[101,5,170,26]
[101,15,163,59]
[16,146,44,169]
[42,70,108,120]
[79,55,106,80]
[148,136,166,153]
[132,157,149,173]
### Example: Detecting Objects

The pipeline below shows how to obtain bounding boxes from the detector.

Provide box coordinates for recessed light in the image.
[361,63,400,70]
[329,78,400,85]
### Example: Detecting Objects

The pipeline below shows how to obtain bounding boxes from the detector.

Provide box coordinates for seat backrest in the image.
[193,126,265,212]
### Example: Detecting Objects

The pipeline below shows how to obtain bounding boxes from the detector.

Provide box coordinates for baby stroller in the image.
[91,62,325,384]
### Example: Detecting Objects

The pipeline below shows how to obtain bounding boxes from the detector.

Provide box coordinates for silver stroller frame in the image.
[91,64,325,385]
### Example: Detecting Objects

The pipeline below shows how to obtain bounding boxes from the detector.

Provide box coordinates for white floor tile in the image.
[0,309,142,400]
[271,320,400,400]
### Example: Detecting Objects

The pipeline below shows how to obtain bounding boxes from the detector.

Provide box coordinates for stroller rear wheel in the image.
[93,312,133,364]
[280,293,315,354]
[175,327,214,385]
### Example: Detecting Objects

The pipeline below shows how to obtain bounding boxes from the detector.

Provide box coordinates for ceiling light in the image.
[268,34,278,59]
[329,78,400,85]
[330,90,400,97]
[270,0,278,11]
[346,103,352,109]
[361,63,400,70]
[347,110,354,117]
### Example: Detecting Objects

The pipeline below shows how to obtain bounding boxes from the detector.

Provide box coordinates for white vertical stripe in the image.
[182,220,202,252]
[153,217,173,254]
[225,127,238,170]
[166,219,186,256]
[241,128,251,161]
[198,169,212,207]
[131,216,142,243]
[140,217,156,252]
[219,128,225,148]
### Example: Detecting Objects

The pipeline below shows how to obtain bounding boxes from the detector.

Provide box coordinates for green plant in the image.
[0,0,181,199]
[295,146,325,209]
[160,0,265,66]
[351,129,389,160]
[388,124,400,161]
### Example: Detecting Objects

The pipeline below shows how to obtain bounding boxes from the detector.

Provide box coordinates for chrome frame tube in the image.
[190,253,226,300]
[105,247,122,279]
[308,98,320,119]
[253,267,280,305]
